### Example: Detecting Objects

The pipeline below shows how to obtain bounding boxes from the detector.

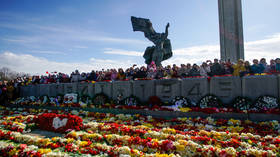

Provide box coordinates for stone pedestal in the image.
[63,83,78,94]
[29,85,39,97]
[133,80,155,102]
[20,86,30,97]
[39,84,50,96]
[94,82,112,98]
[155,79,181,102]
[112,81,133,100]
[210,76,241,103]
[78,83,90,96]
[242,75,278,100]
[181,78,209,103]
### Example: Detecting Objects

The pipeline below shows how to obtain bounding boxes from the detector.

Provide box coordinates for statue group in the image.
[131,16,173,66]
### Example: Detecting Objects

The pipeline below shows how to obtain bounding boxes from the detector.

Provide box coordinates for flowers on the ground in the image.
[0,107,280,156]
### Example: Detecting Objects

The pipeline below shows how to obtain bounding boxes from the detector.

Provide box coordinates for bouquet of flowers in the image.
[253,95,279,111]
[36,113,83,133]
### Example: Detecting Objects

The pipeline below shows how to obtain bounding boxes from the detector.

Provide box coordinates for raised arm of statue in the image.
[164,23,170,39]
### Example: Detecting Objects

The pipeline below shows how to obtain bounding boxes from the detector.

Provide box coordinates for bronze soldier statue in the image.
[131,16,173,66]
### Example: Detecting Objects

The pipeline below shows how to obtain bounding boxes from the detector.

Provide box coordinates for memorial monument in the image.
[218,0,244,63]
[131,16,173,66]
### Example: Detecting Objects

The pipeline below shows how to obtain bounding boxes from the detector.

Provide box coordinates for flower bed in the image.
[0,106,280,156]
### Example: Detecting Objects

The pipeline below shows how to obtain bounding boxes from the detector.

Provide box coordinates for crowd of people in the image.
[0,58,280,105]
[5,58,280,84]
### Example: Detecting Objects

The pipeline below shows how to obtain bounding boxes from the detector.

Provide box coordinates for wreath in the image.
[171,96,191,108]
[56,94,64,104]
[39,95,50,105]
[115,93,125,105]
[80,95,91,104]
[121,95,141,106]
[92,93,109,106]
[253,95,279,110]
[64,93,79,104]
[198,94,222,108]
[231,96,252,110]
[148,96,162,106]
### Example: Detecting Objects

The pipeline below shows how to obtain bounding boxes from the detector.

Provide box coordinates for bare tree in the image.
[0,67,30,81]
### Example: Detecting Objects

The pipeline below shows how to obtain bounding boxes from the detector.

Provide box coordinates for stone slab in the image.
[20,86,30,97]
[278,75,280,99]
[49,84,57,97]
[38,84,50,96]
[132,80,155,102]
[155,79,181,102]
[210,76,241,103]
[88,83,95,97]
[181,78,209,103]
[242,75,278,100]
[112,81,133,100]
[78,83,90,96]
[248,113,280,122]
[94,82,112,98]
[211,112,248,120]
[29,85,39,97]
[63,83,78,95]
[54,84,64,96]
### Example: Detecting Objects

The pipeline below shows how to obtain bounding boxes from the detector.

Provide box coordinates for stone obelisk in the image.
[218,0,244,63]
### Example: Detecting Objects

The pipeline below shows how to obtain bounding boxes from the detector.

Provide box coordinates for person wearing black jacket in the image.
[134,66,147,79]
[210,59,224,76]
[189,64,201,76]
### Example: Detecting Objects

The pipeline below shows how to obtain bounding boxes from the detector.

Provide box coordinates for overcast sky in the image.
[0,0,279,75]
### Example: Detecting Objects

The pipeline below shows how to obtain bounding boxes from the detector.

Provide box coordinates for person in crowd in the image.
[147,68,157,79]
[88,70,97,81]
[0,83,2,105]
[117,68,126,80]
[251,59,265,74]
[103,70,111,81]
[79,72,87,82]
[185,63,192,76]
[232,59,246,76]
[244,61,252,75]
[110,69,118,81]
[200,62,211,77]
[71,70,80,82]
[47,75,56,83]
[220,61,226,75]
[135,66,147,79]
[276,58,280,72]
[210,59,224,76]
[96,71,105,81]
[6,82,14,101]
[163,65,173,79]
[171,65,179,78]
[32,76,40,84]
[62,74,70,83]
[178,64,187,77]
[224,61,234,75]
[155,66,164,79]
[260,58,269,73]
[125,68,134,80]
[189,64,200,77]
[0,81,7,105]
[268,59,276,73]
